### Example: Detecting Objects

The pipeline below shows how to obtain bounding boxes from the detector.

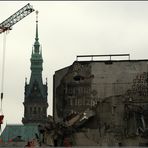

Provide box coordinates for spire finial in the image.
[25,77,27,84]
[36,10,39,23]
[34,10,40,53]
[35,10,39,41]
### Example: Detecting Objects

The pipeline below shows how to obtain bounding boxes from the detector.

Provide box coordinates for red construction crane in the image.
[0,3,35,128]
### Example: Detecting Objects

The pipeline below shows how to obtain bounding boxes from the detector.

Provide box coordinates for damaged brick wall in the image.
[55,61,93,119]
[53,59,148,146]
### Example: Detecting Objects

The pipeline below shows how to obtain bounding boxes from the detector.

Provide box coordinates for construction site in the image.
[0,2,148,147]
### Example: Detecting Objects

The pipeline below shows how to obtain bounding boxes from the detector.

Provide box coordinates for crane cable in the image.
[1,31,7,114]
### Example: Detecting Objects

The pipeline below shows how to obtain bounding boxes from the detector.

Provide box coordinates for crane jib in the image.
[0,3,35,34]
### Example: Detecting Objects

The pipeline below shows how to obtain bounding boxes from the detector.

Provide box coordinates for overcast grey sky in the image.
[0,1,148,126]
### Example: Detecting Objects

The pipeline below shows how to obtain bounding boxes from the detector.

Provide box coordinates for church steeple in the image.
[22,10,48,125]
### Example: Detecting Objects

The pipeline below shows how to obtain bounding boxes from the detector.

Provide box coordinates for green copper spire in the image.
[30,10,43,76]
[34,10,40,53]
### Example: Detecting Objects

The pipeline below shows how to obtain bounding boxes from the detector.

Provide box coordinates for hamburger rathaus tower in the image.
[22,11,48,125]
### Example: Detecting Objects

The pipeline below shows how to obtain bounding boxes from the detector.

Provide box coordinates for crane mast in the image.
[0,3,35,127]
[0,3,34,33]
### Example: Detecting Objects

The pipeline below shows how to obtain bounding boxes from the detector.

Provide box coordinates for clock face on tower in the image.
[34,86,37,91]
[31,81,40,96]
[29,81,42,100]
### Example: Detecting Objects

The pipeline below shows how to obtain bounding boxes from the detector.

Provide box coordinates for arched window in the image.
[25,107,27,114]
[34,107,36,114]
[38,107,41,113]
[30,107,32,114]
[43,107,46,115]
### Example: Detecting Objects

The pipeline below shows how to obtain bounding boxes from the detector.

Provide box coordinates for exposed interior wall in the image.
[91,61,148,100]
[53,60,148,146]
[53,66,70,122]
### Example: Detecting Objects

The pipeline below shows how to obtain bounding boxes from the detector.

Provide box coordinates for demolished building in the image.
[51,54,148,146]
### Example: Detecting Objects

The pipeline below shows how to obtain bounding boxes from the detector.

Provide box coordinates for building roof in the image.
[0,124,39,142]
[54,58,148,74]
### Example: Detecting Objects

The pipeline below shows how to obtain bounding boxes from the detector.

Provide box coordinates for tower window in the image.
[30,107,32,114]
[43,107,46,115]
[25,107,27,113]
[34,107,37,114]
[38,107,41,113]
